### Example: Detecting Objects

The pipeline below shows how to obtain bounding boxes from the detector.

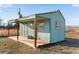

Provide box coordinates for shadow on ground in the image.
[38,38,79,49]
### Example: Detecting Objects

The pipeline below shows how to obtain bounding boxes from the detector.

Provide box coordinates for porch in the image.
[8,15,50,48]
[8,36,48,48]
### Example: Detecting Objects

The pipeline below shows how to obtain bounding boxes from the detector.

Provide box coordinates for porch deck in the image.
[8,36,48,48]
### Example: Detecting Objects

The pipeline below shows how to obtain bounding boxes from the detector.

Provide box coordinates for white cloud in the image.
[0,4,13,8]
[72,4,79,8]
[0,4,13,13]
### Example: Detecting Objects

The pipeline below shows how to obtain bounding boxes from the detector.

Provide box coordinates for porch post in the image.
[8,22,10,37]
[34,15,37,47]
[16,19,19,40]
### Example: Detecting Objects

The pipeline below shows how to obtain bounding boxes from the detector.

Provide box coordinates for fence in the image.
[0,28,17,37]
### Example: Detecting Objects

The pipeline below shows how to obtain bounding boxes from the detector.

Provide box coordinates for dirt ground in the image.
[0,28,79,54]
[0,37,79,54]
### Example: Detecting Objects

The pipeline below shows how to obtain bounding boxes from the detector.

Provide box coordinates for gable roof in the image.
[18,9,65,22]
[20,10,60,19]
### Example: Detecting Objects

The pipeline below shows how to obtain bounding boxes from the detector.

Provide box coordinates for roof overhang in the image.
[19,15,50,23]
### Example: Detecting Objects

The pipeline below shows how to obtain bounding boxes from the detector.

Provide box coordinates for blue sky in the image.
[0,4,79,26]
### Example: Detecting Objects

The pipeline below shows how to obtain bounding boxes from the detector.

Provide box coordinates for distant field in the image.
[0,27,79,38]
[65,27,79,39]
[0,28,17,37]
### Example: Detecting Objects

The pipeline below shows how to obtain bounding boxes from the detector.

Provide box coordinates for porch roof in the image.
[19,14,50,23]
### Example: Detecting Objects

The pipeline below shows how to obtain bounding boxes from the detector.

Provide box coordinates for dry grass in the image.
[0,28,17,37]
[65,28,79,39]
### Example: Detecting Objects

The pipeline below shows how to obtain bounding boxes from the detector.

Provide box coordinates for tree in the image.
[0,19,2,26]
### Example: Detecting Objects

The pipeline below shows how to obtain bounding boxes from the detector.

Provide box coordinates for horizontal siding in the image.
[37,10,65,43]
[37,20,50,42]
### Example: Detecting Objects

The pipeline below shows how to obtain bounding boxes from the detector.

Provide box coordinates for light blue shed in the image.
[19,10,65,47]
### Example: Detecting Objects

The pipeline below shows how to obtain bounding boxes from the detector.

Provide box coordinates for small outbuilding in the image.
[9,10,65,48]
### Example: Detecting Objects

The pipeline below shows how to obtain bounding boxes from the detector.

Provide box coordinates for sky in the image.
[0,4,79,26]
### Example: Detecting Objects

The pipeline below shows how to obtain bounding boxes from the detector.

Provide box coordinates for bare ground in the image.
[0,37,79,54]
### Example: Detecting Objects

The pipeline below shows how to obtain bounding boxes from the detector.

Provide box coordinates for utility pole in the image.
[16,8,22,40]
[18,8,22,18]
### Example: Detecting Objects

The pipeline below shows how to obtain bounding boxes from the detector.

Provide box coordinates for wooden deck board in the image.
[8,36,48,48]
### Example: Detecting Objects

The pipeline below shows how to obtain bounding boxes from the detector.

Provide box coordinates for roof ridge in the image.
[36,9,59,15]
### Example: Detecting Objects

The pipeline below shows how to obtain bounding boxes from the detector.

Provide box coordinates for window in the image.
[38,21,45,32]
[40,22,44,27]
[55,21,61,30]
